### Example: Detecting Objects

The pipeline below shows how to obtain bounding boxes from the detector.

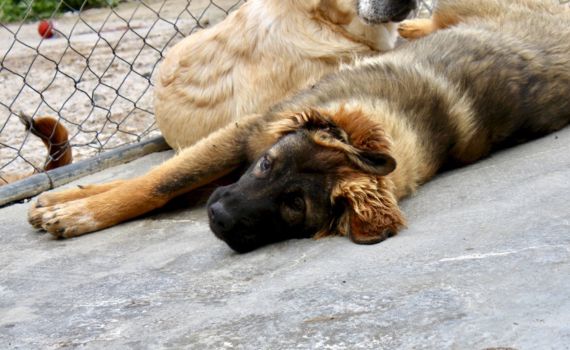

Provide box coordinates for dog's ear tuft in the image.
[269,107,397,176]
[350,150,396,176]
[329,107,397,176]
[268,109,334,138]
[349,210,398,244]
[332,175,406,244]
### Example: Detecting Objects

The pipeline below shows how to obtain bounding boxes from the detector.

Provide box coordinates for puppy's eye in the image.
[259,156,271,172]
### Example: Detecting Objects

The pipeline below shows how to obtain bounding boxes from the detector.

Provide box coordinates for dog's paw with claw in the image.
[28,198,96,238]
[27,181,126,237]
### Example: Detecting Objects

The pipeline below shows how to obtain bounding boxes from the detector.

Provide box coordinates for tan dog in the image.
[154,0,416,149]
[29,0,570,252]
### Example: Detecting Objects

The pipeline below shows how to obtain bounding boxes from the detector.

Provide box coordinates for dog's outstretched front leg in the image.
[28,114,267,238]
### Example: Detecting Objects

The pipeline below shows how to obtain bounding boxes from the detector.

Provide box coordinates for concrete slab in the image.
[1,127,569,349]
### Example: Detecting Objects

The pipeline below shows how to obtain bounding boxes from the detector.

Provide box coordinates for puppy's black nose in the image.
[208,201,233,231]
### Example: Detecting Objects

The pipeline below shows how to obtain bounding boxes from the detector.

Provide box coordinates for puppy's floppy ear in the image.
[329,106,397,176]
[349,150,396,177]
[317,106,403,243]
[333,175,406,244]
[268,108,397,177]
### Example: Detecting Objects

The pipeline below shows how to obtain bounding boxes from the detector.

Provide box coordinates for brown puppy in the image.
[154,0,415,150]
[29,0,570,252]
[1,115,72,185]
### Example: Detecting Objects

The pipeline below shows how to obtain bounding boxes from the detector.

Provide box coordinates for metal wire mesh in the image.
[0,0,247,184]
[0,0,443,185]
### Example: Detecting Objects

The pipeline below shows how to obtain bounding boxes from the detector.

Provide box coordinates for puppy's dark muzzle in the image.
[207,185,268,253]
[207,186,238,239]
[208,201,235,234]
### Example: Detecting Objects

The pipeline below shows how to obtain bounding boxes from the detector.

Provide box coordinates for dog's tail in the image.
[0,115,72,186]
[18,113,73,171]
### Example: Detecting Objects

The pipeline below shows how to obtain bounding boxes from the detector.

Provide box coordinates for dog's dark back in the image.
[421,10,570,145]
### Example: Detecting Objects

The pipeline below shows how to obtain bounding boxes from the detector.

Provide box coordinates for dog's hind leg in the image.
[28,114,270,238]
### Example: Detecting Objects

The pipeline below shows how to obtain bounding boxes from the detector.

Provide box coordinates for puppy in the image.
[154,0,416,149]
[29,0,570,253]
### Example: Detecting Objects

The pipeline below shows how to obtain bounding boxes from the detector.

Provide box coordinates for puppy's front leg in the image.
[28,114,268,238]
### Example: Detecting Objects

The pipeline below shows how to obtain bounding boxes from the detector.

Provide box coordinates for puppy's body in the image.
[277,0,570,198]
[29,0,570,252]
[155,0,400,149]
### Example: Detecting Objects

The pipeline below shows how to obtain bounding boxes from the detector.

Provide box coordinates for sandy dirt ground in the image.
[0,0,244,180]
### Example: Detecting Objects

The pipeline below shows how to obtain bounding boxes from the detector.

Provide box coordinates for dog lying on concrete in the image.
[29,0,570,253]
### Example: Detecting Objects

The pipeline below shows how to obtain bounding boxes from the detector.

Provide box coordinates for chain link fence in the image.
[0,0,484,187]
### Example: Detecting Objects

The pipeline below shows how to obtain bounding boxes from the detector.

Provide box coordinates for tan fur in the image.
[399,0,569,40]
[154,0,397,150]
[318,101,438,199]
[332,174,404,244]
[28,114,273,237]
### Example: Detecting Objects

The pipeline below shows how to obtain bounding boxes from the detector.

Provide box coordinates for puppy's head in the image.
[207,109,405,253]
[357,0,417,24]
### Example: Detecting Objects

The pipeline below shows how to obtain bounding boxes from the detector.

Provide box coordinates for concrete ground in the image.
[1,127,569,350]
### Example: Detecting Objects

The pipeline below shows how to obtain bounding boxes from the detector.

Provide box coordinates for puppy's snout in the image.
[208,201,234,232]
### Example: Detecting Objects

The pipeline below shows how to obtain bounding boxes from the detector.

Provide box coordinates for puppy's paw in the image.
[398,19,435,40]
[29,200,99,238]
[28,201,47,229]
